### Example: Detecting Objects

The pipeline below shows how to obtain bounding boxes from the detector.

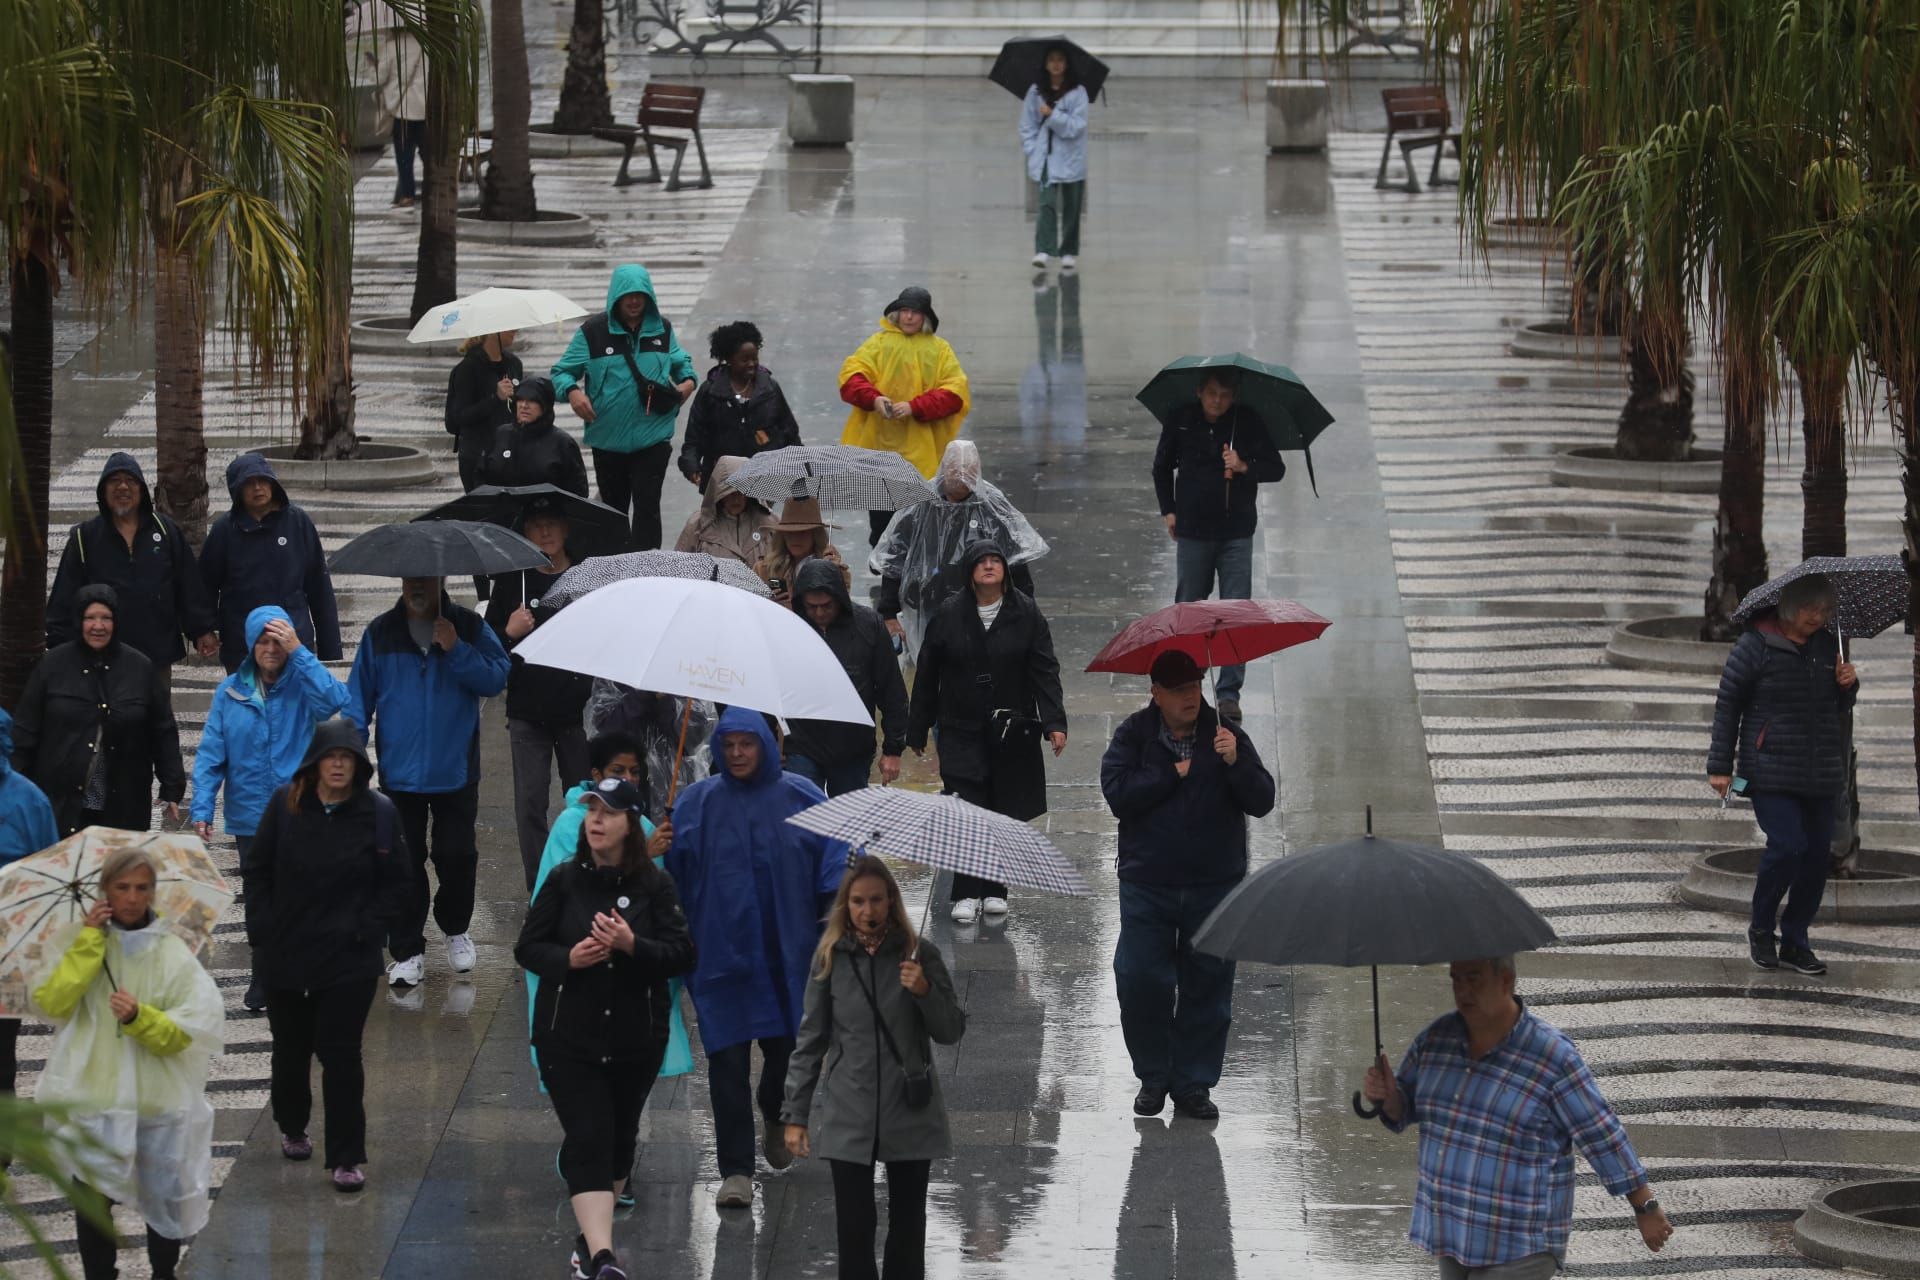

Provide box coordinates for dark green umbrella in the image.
[1135,352,1335,494]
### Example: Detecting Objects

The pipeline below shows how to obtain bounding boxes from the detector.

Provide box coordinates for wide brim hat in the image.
[772,495,829,533]
[882,286,939,333]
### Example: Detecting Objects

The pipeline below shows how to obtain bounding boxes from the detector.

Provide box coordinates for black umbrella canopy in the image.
[1729,554,1908,640]
[988,35,1110,103]
[412,485,630,559]
[328,520,551,578]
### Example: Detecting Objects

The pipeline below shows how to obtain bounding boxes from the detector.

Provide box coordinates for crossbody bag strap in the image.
[849,949,911,1070]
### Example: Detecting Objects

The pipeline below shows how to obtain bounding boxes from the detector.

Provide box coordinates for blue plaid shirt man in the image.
[1383,1000,1650,1269]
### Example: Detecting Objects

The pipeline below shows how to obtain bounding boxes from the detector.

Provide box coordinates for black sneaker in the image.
[1133,1085,1167,1116]
[1172,1090,1220,1120]
[1747,928,1779,971]
[243,975,267,1013]
[569,1236,591,1280]
[1780,944,1827,976]
[591,1252,628,1280]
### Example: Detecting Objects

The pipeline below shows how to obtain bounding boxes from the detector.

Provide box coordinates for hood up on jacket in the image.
[237,604,294,688]
[72,583,120,651]
[791,556,852,622]
[959,538,1010,577]
[708,704,783,787]
[605,263,662,336]
[94,452,153,520]
[223,453,290,516]
[512,374,559,431]
[296,717,374,788]
[678,455,773,563]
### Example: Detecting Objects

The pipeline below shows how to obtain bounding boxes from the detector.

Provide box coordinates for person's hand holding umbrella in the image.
[1361,1054,1404,1124]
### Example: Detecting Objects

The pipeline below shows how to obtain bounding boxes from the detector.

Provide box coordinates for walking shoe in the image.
[1747,928,1779,971]
[715,1174,754,1208]
[446,933,477,973]
[332,1165,366,1192]
[1780,944,1827,976]
[243,974,267,1013]
[1172,1090,1220,1120]
[981,896,1010,917]
[1060,255,1077,270]
[950,898,980,924]
[1218,699,1243,724]
[281,1134,313,1162]
[1133,1085,1167,1116]
[1031,252,1050,268]
[763,1124,794,1171]
[591,1253,628,1280]
[386,954,425,987]
[570,1235,592,1280]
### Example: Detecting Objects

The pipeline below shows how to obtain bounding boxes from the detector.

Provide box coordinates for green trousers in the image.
[1035,178,1084,256]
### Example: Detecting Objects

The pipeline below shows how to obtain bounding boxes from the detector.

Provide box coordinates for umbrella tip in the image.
[1365,804,1373,838]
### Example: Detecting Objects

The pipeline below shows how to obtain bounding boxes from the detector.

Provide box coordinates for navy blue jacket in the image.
[199,453,343,671]
[1708,623,1857,797]
[346,594,510,793]
[1100,702,1275,887]
[1151,403,1285,542]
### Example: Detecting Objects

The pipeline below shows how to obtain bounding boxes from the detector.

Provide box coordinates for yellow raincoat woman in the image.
[34,846,224,1277]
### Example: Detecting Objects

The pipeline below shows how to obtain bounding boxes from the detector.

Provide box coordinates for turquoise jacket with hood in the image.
[549,263,697,454]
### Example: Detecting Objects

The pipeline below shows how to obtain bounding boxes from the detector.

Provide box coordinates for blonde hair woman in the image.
[781,854,965,1280]
[758,496,851,605]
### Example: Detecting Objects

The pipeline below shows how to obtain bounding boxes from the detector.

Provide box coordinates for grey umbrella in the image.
[328,520,550,578]
[543,549,772,610]
[1730,554,1907,642]
[1192,808,1555,1118]
[727,445,936,510]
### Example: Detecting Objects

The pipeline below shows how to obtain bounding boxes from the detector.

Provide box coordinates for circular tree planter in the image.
[1680,847,1920,923]
[1604,615,1729,674]
[456,208,596,247]
[252,441,437,490]
[1484,215,1565,253]
[1511,320,1623,361]
[526,124,628,159]
[1548,445,1722,494]
[350,315,452,358]
[1795,1179,1920,1277]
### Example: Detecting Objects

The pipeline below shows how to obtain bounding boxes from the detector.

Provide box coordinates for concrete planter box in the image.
[350,315,455,358]
[1604,614,1729,674]
[526,124,629,159]
[1484,216,1564,253]
[252,442,437,491]
[456,208,597,247]
[1680,847,1920,923]
[1511,320,1622,361]
[1548,445,1722,494]
[1266,79,1329,153]
[788,74,855,147]
[1796,1179,1920,1276]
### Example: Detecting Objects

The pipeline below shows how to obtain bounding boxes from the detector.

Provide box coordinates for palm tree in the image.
[480,0,538,222]
[408,0,480,323]
[553,0,613,135]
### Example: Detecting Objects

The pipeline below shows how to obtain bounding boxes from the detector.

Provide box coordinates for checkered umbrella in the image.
[726,446,936,511]
[543,550,771,609]
[1731,555,1908,639]
[786,789,1089,898]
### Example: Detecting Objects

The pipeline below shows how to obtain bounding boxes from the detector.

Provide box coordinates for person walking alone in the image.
[782,855,966,1280]
[1020,45,1089,271]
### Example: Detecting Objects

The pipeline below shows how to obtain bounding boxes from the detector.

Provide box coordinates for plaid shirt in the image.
[1385,1003,1646,1267]
[1158,725,1197,762]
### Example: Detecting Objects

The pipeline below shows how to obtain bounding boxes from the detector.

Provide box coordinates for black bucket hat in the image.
[882,286,939,334]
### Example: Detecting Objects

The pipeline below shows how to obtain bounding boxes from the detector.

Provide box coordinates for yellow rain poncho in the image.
[33,918,225,1239]
[837,319,971,478]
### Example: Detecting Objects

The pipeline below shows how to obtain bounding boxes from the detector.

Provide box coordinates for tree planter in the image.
[1548,445,1722,494]
[526,123,628,159]
[1603,614,1729,674]
[1679,847,1920,923]
[1796,1180,1920,1277]
[1484,215,1565,253]
[1266,79,1329,153]
[252,442,437,490]
[456,208,596,247]
[350,314,458,358]
[1511,320,1623,361]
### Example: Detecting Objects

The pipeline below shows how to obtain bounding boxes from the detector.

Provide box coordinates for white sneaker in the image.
[447,933,477,973]
[982,896,1010,917]
[387,955,425,987]
[1060,255,1077,271]
[950,898,980,924]
[1031,252,1050,268]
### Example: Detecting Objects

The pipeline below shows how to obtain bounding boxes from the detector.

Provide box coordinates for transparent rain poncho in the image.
[868,440,1050,656]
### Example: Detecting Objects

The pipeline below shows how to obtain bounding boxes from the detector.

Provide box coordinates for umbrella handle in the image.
[1351,1092,1383,1120]
[664,698,694,809]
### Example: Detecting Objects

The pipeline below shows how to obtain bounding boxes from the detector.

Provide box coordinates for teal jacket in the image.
[549,263,697,454]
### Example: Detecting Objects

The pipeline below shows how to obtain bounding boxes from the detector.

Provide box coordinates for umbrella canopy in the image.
[0,827,233,1016]
[1087,599,1331,674]
[1730,554,1907,639]
[787,789,1089,898]
[407,287,589,344]
[727,445,937,511]
[328,520,551,578]
[1136,353,1335,492]
[988,35,1109,102]
[413,485,630,560]
[543,549,771,610]
[514,576,872,725]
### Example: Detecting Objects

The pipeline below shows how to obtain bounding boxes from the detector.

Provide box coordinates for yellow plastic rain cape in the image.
[837,319,971,478]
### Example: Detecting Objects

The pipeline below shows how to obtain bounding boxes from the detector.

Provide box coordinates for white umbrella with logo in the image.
[407,287,590,344]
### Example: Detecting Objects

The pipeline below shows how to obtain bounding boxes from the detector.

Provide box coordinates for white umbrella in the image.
[514,577,874,726]
[407,287,590,344]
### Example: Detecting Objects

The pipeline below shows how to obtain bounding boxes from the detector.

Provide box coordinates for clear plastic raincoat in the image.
[33,918,224,1239]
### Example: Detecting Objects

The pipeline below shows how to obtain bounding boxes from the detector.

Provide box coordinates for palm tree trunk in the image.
[1614,320,1695,461]
[481,0,538,221]
[552,0,612,134]
[1,254,55,711]
[298,346,358,459]
[1700,368,1769,641]
[1796,357,1848,558]
[410,51,463,323]
[152,232,210,545]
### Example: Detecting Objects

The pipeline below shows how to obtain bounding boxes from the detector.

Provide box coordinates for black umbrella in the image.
[1192,808,1556,1118]
[988,35,1110,103]
[328,520,550,578]
[412,485,630,559]
[1730,554,1907,643]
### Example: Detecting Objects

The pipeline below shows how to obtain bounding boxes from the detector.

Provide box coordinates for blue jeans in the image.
[787,752,872,797]
[1174,536,1254,701]
[391,118,424,201]
[1750,792,1838,949]
[1114,879,1239,1097]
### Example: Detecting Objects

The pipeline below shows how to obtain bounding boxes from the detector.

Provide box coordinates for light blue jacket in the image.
[0,708,57,861]
[191,606,351,836]
[1020,84,1089,185]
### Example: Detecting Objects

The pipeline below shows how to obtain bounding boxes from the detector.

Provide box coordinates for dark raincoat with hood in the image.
[549,263,697,455]
[786,557,908,770]
[0,708,58,860]
[12,585,186,834]
[45,453,214,666]
[663,706,850,1053]
[677,365,804,490]
[444,340,524,482]
[477,375,590,496]
[199,453,342,672]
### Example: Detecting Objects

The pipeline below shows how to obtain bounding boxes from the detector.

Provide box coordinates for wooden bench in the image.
[1377,85,1461,192]
[593,83,713,191]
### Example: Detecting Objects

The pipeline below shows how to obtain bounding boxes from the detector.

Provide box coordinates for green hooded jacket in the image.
[549,263,697,453]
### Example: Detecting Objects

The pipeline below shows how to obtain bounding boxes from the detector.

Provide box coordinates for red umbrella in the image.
[1085,599,1331,674]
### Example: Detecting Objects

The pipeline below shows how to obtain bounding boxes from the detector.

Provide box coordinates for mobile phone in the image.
[1730,776,1749,796]
[768,578,786,594]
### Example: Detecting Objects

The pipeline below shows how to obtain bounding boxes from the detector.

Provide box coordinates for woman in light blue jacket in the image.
[1019,46,1090,270]
[191,604,350,1008]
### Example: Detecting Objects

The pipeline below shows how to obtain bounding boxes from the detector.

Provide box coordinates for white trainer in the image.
[1031,252,1050,268]
[1060,255,1077,271]
[447,933,477,973]
[386,954,425,987]
[981,896,1010,917]
[949,898,980,924]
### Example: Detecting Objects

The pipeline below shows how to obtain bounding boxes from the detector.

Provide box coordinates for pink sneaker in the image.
[281,1135,313,1161]
[332,1166,366,1193]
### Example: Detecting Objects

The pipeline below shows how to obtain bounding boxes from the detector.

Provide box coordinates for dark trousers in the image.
[942,779,1007,902]
[1114,879,1239,1097]
[386,785,480,961]
[1750,791,1839,950]
[868,509,893,548]
[392,118,424,200]
[829,1157,931,1280]
[1035,177,1085,257]
[267,977,377,1168]
[593,441,674,550]
[72,1184,181,1280]
[0,1017,17,1096]
[539,1051,661,1196]
[508,717,590,890]
[707,1036,793,1178]
[787,752,872,798]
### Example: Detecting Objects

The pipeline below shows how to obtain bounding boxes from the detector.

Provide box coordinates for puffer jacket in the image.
[677,365,803,490]
[477,375,590,496]
[786,557,907,767]
[345,592,511,793]
[199,453,342,671]
[1707,623,1857,797]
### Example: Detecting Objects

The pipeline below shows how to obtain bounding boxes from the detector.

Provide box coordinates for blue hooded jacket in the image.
[191,606,351,837]
[549,263,697,454]
[199,454,343,672]
[664,706,849,1052]
[346,591,511,793]
[0,708,58,862]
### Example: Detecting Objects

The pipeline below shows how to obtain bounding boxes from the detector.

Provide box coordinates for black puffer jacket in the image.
[676,365,803,490]
[1707,623,1857,797]
[478,377,590,496]
[444,344,524,458]
[516,852,696,1064]
[786,557,908,767]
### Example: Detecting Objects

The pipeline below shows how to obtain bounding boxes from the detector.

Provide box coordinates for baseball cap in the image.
[1149,650,1206,689]
[585,777,645,813]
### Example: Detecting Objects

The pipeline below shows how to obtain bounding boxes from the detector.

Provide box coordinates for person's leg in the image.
[1434,1259,1468,1280]
[827,756,873,797]
[943,781,1006,902]
[594,447,637,536]
[150,661,173,706]
[426,784,481,941]
[706,1040,757,1178]
[266,986,318,1142]
[386,790,433,962]
[541,1055,620,1256]
[554,721,590,810]
[313,977,377,1169]
[1035,181,1060,256]
[1467,1253,1561,1280]
[508,718,558,891]
[1169,881,1240,1099]
[880,1159,932,1280]
[630,440,674,551]
[1173,536,1220,605]
[1780,794,1840,951]
[869,509,893,548]
[1748,792,1807,938]
[0,1017,18,1097]
[1212,536,1254,704]
[70,1185,120,1280]
[1058,181,1084,257]
[785,753,827,788]
[1113,880,1180,1091]
[145,1227,183,1279]
[608,1054,660,1206]
[756,1036,795,1135]
[829,1159,882,1280]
